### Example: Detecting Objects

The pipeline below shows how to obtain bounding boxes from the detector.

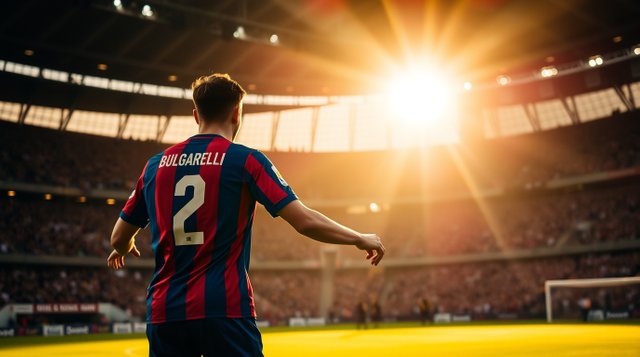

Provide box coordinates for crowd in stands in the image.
[0,267,151,320]
[1,251,638,324]
[204,181,640,260]
[251,271,321,323]
[1,180,638,259]
[0,199,152,257]
[2,113,640,197]
[1,114,640,325]
[378,251,640,321]
[0,121,159,191]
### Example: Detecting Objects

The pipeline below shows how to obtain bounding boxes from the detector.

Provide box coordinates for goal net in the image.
[544,276,640,322]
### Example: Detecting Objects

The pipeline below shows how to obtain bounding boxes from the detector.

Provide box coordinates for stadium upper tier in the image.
[0,47,639,148]
[2,111,639,195]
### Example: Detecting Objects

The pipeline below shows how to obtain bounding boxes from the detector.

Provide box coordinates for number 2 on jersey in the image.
[173,175,205,246]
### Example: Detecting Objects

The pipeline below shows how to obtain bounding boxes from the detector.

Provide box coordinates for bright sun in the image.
[384,66,457,128]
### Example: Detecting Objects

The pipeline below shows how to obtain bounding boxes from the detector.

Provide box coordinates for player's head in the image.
[191,73,246,139]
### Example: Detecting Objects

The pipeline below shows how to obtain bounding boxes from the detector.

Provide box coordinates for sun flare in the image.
[384,66,457,128]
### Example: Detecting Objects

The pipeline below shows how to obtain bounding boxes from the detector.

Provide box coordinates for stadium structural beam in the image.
[561,96,580,125]
[157,115,172,143]
[117,114,131,139]
[523,103,541,132]
[17,103,31,125]
[310,107,320,151]
[613,85,634,112]
[59,86,80,131]
[59,108,75,131]
[270,111,280,151]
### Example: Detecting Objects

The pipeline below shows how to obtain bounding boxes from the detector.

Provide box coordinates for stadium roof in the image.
[1,0,640,96]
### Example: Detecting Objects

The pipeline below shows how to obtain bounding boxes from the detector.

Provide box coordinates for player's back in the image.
[120,133,296,323]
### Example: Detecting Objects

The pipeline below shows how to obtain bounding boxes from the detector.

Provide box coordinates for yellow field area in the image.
[1,324,638,357]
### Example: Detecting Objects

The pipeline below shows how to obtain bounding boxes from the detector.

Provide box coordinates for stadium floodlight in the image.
[141,4,154,17]
[540,66,558,78]
[233,26,246,39]
[113,0,123,11]
[544,276,640,322]
[587,55,603,67]
[463,81,472,91]
[269,34,279,44]
[633,45,640,55]
[496,75,511,86]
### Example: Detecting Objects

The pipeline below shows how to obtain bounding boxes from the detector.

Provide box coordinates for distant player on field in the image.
[107,73,385,357]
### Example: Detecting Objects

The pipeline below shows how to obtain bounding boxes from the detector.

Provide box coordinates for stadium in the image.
[1,0,640,356]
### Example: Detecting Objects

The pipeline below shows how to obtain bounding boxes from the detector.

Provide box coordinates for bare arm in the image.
[107,218,142,270]
[278,200,385,265]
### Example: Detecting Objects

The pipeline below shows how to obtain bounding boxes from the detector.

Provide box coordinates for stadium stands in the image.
[1,111,640,325]
[0,267,150,323]
[2,112,640,194]
[2,252,637,325]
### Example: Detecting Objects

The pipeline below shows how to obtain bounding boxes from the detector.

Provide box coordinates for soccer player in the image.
[107,73,385,357]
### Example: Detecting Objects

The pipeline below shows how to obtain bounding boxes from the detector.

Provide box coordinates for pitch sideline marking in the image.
[124,345,147,357]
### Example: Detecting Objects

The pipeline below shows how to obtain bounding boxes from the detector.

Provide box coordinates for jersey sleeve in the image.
[119,163,150,228]
[244,150,298,217]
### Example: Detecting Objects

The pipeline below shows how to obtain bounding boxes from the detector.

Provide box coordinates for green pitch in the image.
[1,323,639,356]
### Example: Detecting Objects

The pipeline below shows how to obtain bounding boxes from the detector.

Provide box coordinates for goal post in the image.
[545,276,640,322]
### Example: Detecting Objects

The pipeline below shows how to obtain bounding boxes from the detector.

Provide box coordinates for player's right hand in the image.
[107,249,126,270]
[355,234,385,266]
[106,244,141,270]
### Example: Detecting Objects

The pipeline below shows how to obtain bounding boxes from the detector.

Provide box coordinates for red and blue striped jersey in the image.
[119,134,297,324]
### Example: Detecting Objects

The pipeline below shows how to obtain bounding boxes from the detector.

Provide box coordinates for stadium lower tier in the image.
[1,251,638,325]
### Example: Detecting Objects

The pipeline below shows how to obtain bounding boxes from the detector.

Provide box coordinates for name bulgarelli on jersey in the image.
[159,152,226,168]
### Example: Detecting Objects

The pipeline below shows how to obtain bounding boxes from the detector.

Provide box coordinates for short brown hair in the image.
[191,73,246,122]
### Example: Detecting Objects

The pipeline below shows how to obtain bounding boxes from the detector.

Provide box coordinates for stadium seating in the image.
[1,112,640,324]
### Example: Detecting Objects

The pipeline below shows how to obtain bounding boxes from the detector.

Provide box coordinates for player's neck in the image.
[198,124,233,141]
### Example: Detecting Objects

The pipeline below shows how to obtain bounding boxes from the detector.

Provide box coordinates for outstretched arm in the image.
[278,200,385,265]
[107,218,142,270]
